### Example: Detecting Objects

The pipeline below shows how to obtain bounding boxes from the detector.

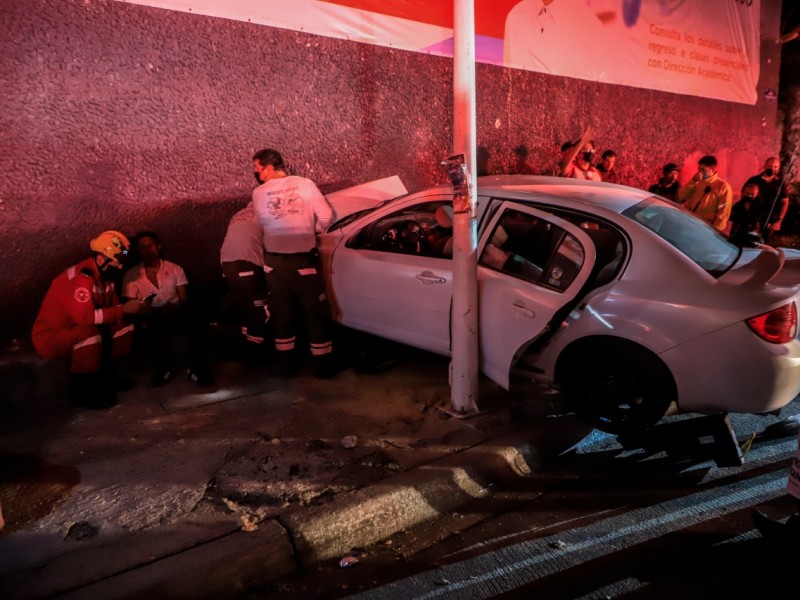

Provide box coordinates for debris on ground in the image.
[338,555,360,568]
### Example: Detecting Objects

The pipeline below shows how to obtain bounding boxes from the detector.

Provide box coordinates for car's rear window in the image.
[622,197,739,277]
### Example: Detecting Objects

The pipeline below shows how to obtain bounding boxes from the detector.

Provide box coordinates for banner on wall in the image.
[117,0,761,105]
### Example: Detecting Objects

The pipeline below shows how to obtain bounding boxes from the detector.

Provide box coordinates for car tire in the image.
[560,341,675,436]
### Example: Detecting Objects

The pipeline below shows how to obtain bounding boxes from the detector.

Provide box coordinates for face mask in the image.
[582,151,594,163]
[765,168,775,177]
[254,172,264,184]
[700,170,712,180]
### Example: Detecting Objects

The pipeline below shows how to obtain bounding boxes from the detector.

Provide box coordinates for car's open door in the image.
[477,201,597,388]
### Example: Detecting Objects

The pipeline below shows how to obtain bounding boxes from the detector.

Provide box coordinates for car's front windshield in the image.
[622,196,740,277]
[328,196,405,232]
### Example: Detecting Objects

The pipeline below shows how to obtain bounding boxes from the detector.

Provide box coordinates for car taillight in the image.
[747,302,797,344]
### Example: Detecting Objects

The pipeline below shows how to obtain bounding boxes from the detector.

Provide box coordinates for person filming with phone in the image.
[678,155,733,232]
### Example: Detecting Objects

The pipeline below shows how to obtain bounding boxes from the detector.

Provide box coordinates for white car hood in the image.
[326,175,408,221]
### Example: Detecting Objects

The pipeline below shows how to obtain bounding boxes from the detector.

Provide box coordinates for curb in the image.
[284,427,544,567]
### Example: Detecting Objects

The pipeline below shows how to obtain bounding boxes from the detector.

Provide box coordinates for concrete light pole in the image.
[446,0,479,415]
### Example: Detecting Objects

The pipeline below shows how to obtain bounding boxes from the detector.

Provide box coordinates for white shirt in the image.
[122,260,188,307]
[220,203,266,266]
[252,175,334,254]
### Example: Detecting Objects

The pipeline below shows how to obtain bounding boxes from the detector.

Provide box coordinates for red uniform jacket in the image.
[33,258,125,342]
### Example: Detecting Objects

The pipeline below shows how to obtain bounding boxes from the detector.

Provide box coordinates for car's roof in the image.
[474,175,651,215]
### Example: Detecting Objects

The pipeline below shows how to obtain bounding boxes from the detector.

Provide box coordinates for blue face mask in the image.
[700,170,712,180]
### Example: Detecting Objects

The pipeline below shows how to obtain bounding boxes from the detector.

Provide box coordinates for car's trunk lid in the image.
[719,246,800,288]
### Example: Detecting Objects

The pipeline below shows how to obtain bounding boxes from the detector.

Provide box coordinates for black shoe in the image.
[187,366,213,387]
[752,509,800,542]
[149,367,176,388]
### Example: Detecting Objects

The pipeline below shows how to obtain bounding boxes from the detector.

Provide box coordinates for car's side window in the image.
[544,233,585,290]
[547,211,626,288]
[479,208,585,291]
[346,201,454,258]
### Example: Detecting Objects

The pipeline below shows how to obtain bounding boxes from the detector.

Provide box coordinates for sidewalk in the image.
[0,332,581,599]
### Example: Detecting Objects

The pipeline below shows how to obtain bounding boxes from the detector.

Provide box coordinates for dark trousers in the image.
[132,303,209,371]
[221,260,270,345]
[264,253,333,357]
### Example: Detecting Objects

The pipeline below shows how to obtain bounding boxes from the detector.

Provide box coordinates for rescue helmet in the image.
[90,230,130,269]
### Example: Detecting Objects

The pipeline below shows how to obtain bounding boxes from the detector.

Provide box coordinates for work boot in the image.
[70,372,118,410]
[241,341,265,369]
[90,370,120,410]
[312,354,339,379]
[69,373,94,408]
[275,351,300,378]
[752,509,800,543]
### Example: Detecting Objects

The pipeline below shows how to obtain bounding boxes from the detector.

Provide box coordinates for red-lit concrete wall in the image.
[0,0,785,343]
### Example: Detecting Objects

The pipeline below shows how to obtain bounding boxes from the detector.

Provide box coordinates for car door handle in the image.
[512,301,535,318]
[416,271,447,284]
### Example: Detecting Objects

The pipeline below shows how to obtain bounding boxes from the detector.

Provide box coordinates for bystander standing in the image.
[559,129,602,181]
[744,157,789,243]
[648,163,681,203]
[729,182,766,245]
[678,155,733,232]
[595,149,619,184]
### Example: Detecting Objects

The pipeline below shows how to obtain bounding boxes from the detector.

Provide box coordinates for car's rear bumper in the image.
[660,322,800,415]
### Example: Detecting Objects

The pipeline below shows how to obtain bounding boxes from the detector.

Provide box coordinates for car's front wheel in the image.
[560,341,676,436]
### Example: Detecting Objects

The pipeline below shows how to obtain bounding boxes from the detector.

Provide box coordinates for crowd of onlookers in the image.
[554,131,790,245]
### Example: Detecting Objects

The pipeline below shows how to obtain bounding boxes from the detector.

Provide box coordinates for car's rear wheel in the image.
[560,341,675,436]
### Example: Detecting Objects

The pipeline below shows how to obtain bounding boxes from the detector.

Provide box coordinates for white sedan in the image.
[320,175,800,435]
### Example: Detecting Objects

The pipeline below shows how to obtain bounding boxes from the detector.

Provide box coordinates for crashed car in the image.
[320,175,800,435]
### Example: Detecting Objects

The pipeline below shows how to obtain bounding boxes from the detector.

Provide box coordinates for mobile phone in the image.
[144,293,157,302]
